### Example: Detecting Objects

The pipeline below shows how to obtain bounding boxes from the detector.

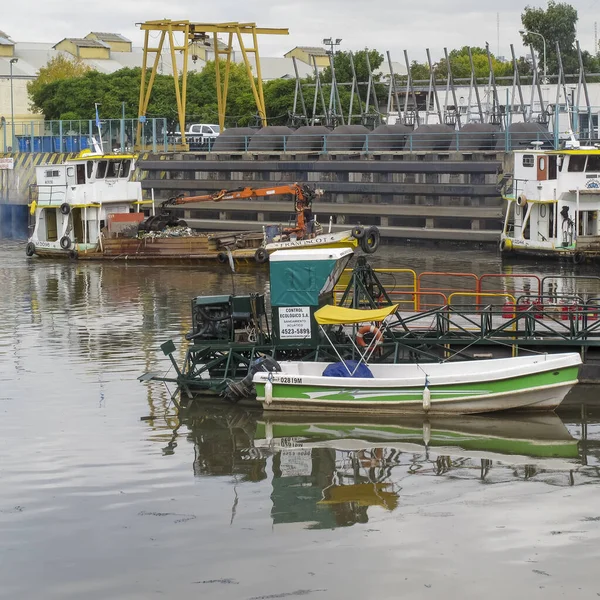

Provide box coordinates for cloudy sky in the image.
[3,0,600,62]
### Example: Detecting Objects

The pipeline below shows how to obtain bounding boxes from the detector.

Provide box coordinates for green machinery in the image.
[146,248,368,405]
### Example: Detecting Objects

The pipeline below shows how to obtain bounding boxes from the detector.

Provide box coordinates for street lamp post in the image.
[322,38,342,126]
[9,58,18,151]
[520,29,547,83]
[322,37,342,57]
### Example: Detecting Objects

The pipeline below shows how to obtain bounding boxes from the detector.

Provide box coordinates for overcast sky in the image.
[3,0,600,63]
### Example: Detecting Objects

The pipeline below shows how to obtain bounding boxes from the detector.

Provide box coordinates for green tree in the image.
[27,55,90,113]
[521,1,578,75]
[186,61,257,127]
[263,78,298,124]
[321,49,385,105]
[409,60,430,83]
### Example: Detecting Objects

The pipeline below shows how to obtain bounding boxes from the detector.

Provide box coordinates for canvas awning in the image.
[314,304,398,325]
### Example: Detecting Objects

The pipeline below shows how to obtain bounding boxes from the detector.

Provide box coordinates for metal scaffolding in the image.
[135,20,288,149]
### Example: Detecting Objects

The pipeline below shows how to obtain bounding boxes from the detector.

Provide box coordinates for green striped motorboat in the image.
[253,353,581,415]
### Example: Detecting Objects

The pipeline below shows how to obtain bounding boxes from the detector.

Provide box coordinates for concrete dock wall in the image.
[139,150,507,244]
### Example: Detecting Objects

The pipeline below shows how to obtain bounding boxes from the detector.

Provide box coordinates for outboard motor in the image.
[223,356,281,403]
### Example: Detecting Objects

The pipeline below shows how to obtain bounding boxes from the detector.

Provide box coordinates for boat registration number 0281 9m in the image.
[278,306,312,339]
[272,376,303,384]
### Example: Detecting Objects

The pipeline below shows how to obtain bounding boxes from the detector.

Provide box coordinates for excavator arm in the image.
[163,183,317,206]
[160,183,322,238]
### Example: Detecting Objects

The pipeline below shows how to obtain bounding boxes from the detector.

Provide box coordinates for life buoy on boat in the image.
[356,325,384,347]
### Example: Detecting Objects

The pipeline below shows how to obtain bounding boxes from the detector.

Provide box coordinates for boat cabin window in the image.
[96,161,108,178]
[121,159,131,178]
[586,155,600,172]
[522,155,534,167]
[106,160,120,178]
[44,169,60,178]
[104,160,130,179]
[76,164,86,184]
[568,155,586,172]
[548,155,557,179]
[87,161,93,179]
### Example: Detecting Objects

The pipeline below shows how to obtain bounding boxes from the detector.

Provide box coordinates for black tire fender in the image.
[255,247,269,264]
[361,226,380,254]
[177,219,188,227]
[25,242,36,257]
[352,226,365,239]
[60,203,71,215]
[68,250,78,260]
[217,252,228,264]
[59,236,71,250]
[573,251,585,265]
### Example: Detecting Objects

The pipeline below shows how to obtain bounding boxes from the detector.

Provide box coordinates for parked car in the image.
[172,124,221,149]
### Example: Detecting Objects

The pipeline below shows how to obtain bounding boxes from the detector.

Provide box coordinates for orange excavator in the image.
[138,183,322,238]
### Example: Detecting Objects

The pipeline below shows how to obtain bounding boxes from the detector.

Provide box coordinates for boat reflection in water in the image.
[174,404,595,530]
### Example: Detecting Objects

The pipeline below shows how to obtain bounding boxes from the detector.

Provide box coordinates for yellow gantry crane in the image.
[136,20,289,150]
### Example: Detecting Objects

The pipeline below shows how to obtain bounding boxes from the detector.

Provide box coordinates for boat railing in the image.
[379,290,448,310]
[336,270,569,313]
[417,272,479,310]
[478,273,542,298]
[448,292,516,308]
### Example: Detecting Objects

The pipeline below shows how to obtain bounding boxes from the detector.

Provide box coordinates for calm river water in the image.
[1,239,600,600]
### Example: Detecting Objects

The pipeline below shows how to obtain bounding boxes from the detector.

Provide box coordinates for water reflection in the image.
[160,404,600,531]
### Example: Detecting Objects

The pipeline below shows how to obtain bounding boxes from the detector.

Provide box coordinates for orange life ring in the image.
[356,325,384,347]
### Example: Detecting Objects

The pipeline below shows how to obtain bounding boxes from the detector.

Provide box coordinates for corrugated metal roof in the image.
[54,38,110,49]
[88,32,131,43]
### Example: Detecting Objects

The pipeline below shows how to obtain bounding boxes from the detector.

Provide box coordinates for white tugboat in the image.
[26,148,143,258]
[500,138,600,263]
